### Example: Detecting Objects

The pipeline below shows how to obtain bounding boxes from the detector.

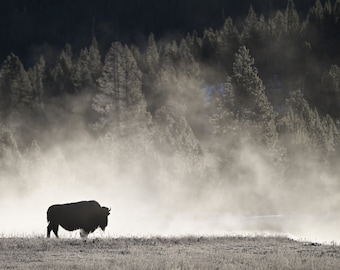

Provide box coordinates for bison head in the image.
[99,206,111,231]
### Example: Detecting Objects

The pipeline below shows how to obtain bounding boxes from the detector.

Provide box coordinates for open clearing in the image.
[1,236,340,269]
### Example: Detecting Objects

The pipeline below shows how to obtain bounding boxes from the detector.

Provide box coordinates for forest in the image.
[1,0,340,217]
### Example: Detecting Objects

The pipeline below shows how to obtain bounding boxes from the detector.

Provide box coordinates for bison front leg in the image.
[80,229,89,238]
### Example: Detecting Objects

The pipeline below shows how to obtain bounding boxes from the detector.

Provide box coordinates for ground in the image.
[1,236,340,269]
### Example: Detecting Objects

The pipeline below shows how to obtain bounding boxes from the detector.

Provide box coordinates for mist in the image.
[1,0,340,244]
[1,94,340,243]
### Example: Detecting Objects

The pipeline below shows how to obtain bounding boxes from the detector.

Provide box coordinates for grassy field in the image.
[1,235,340,269]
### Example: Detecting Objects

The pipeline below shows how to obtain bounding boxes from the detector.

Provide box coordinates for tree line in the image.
[1,0,340,197]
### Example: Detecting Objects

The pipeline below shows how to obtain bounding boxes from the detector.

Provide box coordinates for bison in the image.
[47,200,110,238]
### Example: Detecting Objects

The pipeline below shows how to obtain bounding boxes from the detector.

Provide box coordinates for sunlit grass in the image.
[1,235,340,269]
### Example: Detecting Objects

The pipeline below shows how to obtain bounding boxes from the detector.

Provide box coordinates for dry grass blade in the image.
[1,236,340,270]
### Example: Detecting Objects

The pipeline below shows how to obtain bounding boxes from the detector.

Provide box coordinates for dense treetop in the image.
[0,0,317,64]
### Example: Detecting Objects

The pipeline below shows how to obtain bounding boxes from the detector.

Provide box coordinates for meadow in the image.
[1,236,340,269]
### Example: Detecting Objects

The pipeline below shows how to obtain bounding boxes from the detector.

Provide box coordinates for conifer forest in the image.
[1,0,340,237]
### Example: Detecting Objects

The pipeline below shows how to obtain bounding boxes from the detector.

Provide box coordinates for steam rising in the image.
[1,39,340,244]
[1,105,340,243]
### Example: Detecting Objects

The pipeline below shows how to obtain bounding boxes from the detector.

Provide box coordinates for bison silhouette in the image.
[47,200,110,238]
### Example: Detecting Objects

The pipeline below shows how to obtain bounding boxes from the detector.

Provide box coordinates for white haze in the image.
[1,68,340,245]
[1,127,340,244]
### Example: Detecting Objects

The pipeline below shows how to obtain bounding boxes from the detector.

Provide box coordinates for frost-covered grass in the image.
[1,235,340,269]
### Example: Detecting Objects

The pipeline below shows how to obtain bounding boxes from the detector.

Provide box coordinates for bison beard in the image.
[47,200,110,238]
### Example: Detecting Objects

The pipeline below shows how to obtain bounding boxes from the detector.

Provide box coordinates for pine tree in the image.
[145,33,159,76]
[0,125,22,176]
[242,6,258,42]
[324,0,332,15]
[72,38,102,93]
[218,17,240,70]
[322,114,340,157]
[308,0,325,27]
[285,0,300,34]
[143,33,161,113]
[49,44,74,95]
[202,28,220,63]
[28,55,45,108]
[92,42,149,135]
[161,40,179,67]
[88,37,102,81]
[177,39,207,139]
[208,78,243,173]
[153,106,201,156]
[322,65,340,93]
[178,40,200,82]
[185,31,202,61]
[279,89,327,155]
[334,0,340,23]
[269,11,288,40]
[72,48,93,92]
[232,46,278,147]
[157,40,179,112]
[210,77,236,137]
[241,6,268,55]
[320,65,340,116]
[0,53,34,112]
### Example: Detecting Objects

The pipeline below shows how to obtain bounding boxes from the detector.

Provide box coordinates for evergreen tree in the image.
[309,0,325,26]
[92,42,149,135]
[241,5,268,66]
[322,65,340,93]
[157,40,179,112]
[218,17,240,70]
[324,0,332,16]
[202,28,220,63]
[334,0,340,23]
[185,31,202,61]
[279,89,330,156]
[210,77,236,138]
[143,33,161,113]
[322,114,340,157]
[88,37,102,81]
[49,44,74,95]
[269,10,288,39]
[0,125,22,177]
[72,48,93,92]
[209,78,243,173]
[92,42,124,124]
[177,39,207,139]
[28,55,45,107]
[232,46,278,147]
[0,53,34,113]
[178,40,200,85]
[145,33,159,76]
[285,0,300,34]
[242,5,258,42]
[320,65,340,116]
[241,6,268,47]
[161,40,179,67]
[158,39,203,117]
[153,106,201,156]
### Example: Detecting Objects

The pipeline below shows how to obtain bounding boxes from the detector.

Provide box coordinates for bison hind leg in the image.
[80,229,89,238]
[47,222,59,238]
